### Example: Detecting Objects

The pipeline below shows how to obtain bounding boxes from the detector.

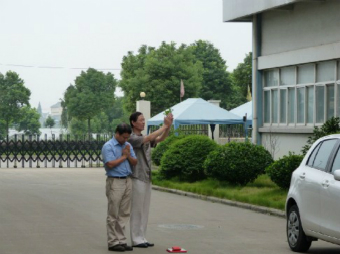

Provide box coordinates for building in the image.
[223,0,340,158]
[50,102,63,128]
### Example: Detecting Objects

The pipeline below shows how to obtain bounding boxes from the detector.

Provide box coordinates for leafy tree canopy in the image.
[45,115,55,129]
[0,71,31,135]
[232,52,252,98]
[63,68,117,134]
[16,106,41,135]
[119,42,203,115]
[189,40,232,109]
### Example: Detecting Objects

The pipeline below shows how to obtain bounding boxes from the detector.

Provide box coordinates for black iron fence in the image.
[0,134,110,168]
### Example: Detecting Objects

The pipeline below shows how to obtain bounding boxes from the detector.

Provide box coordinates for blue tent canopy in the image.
[230,101,252,127]
[147,98,243,133]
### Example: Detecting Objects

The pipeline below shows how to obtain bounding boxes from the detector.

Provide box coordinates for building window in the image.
[316,86,324,123]
[297,64,314,84]
[263,60,339,127]
[280,89,287,123]
[306,86,314,124]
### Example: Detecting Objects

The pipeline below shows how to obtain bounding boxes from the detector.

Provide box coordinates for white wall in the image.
[262,0,340,56]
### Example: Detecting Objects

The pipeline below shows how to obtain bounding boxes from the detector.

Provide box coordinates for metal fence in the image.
[0,134,110,168]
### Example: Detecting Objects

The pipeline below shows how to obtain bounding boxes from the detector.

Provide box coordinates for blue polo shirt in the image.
[101,137,136,177]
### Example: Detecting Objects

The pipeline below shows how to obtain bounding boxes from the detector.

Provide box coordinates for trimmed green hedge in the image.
[159,135,218,182]
[266,153,303,189]
[204,142,273,185]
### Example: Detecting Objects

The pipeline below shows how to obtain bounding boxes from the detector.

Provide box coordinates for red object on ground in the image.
[167,246,187,253]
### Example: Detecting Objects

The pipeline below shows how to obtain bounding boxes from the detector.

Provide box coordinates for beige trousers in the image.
[106,177,132,247]
[130,178,152,245]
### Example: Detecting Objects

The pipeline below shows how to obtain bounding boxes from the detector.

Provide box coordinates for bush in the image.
[203,142,273,185]
[159,135,218,182]
[152,134,185,166]
[301,117,340,155]
[266,152,303,189]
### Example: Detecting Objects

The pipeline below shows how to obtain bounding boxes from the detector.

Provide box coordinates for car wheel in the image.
[287,205,312,252]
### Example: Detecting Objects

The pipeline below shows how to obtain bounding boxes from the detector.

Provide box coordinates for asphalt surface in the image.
[0,167,339,254]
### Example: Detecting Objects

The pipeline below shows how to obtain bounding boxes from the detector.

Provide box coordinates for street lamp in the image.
[140,92,146,100]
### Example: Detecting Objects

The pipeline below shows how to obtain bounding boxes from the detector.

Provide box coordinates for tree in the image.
[190,40,232,109]
[0,71,31,135]
[45,115,55,136]
[119,42,203,115]
[231,52,252,101]
[63,68,117,137]
[16,106,41,135]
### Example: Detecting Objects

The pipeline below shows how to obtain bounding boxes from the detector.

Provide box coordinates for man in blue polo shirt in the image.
[102,123,137,252]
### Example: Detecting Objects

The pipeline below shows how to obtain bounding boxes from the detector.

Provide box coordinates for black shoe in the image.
[120,244,133,251]
[108,245,125,252]
[146,242,154,247]
[132,243,148,248]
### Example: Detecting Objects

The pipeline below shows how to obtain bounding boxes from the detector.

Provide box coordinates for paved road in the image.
[0,168,339,254]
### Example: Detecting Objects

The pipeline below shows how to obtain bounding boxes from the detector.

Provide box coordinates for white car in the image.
[286,134,340,252]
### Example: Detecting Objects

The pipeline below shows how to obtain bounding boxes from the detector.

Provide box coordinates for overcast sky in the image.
[0,0,252,112]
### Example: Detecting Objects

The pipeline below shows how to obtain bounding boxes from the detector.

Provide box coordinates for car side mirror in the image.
[334,170,340,181]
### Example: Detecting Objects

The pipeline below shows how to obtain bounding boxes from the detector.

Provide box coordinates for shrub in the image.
[301,117,340,155]
[159,135,218,182]
[266,152,303,189]
[152,134,185,166]
[203,142,273,185]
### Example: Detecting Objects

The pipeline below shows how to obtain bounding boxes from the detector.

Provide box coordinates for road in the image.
[0,168,339,254]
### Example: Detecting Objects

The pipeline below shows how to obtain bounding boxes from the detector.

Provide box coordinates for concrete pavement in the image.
[0,167,339,254]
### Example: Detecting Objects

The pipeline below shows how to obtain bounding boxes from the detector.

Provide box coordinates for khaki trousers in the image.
[130,178,152,245]
[106,177,132,247]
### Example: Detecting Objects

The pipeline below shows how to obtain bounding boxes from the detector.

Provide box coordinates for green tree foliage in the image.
[301,117,340,155]
[63,68,117,136]
[204,142,273,185]
[159,135,218,182]
[190,40,232,109]
[266,152,303,189]
[229,52,252,109]
[0,71,31,135]
[16,106,41,135]
[45,115,55,129]
[119,42,203,115]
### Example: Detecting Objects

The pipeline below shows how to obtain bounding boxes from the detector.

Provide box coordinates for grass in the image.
[152,171,287,210]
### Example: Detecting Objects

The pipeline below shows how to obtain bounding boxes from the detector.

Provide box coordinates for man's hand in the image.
[164,113,174,128]
[122,144,131,158]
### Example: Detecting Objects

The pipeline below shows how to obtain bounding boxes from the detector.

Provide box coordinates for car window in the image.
[331,147,340,173]
[307,143,321,167]
[310,139,338,171]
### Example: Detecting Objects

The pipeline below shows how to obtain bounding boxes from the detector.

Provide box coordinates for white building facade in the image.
[223,0,340,158]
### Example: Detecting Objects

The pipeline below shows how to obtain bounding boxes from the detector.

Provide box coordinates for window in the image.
[281,67,295,86]
[312,139,338,171]
[297,88,305,124]
[317,61,335,82]
[263,60,339,126]
[316,86,325,123]
[272,90,278,123]
[306,86,314,124]
[307,143,321,167]
[298,64,314,84]
[288,88,295,124]
[331,146,340,173]
[327,84,334,119]
[264,91,270,123]
[280,89,287,123]
[264,70,279,87]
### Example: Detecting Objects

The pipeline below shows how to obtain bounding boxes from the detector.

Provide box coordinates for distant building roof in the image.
[51,102,61,108]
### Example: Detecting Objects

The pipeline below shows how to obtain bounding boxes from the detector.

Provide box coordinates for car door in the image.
[320,142,340,240]
[299,139,338,234]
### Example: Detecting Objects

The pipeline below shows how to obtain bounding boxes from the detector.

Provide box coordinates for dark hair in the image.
[115,123,132,135]
[129,112,143,128]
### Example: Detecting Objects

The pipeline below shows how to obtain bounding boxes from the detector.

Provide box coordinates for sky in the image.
[0,0,252,112]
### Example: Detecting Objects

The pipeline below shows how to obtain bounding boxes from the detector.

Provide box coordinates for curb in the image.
[152,185,286,219]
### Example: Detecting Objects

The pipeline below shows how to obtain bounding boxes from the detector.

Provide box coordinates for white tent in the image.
[230,101,252,127]
[147,98,243,135]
